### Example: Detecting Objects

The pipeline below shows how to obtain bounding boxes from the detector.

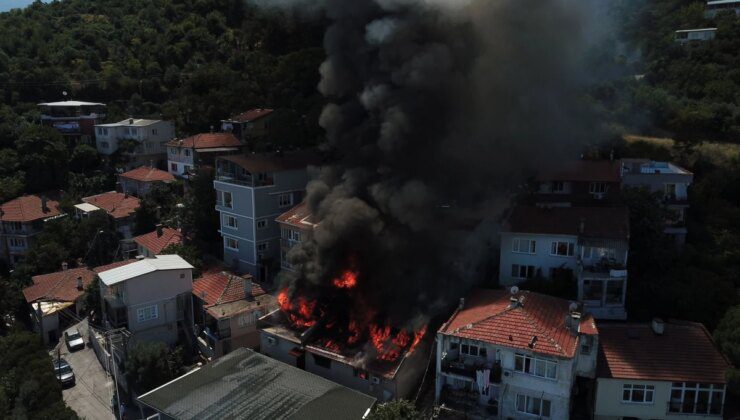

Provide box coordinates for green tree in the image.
[124,341,184,394]
[182,167,220,255]
[714,305,740,398]
[69,144,101,174]
[134,183,182,235]
[14,125,69,193]
[160,243,202,278]
[367,399,419,420]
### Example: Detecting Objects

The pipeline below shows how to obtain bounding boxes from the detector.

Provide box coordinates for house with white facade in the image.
[118,166,175,197]
[435,288,599,419]
[276,201,318,272]
[533,160,623,207]
[675,28,717,43]
[39,100,106,145]
[95,118,175,169]
[595,319,730,419]
[500,206,630,320]
[705,0,740,18]
[0,193,64,266]
[621,159,693,245]
[213,151,319,281]
[166,132,243,178]
[221,108,274,142]
[97,255,194,346]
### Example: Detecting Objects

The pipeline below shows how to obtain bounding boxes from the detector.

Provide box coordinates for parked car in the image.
[64,328,85,351]
[53,358,75,387]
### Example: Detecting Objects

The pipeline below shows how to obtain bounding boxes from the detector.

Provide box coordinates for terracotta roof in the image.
[506,206,630,239]
[537,160,621,183]
[440,289,588,358]
[120,166,175,183]
[23,267,94,303]
[166,133,242,149]
[276,202,318,230]
[0,194,63,223]
[597,321,730,383]
[227,108,274,123]
[220,151,321,174]
[93,259,138,273]
[192,270,264,306]
[82,192,140,219]
[134,228,184,255]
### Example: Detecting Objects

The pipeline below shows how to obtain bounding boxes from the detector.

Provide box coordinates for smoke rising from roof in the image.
[261,0,610,329]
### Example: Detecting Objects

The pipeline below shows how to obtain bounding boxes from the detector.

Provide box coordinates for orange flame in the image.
[332,269,358,289]
[278,288,316,328]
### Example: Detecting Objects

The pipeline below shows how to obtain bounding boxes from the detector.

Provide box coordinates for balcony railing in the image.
[668,401,723,416]
[440,359,501,383]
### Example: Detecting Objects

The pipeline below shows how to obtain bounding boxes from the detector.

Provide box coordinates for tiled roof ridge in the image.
[213,271,234,306]
[519,296,568,357]
[44,267,89,300]
[449,298,516,335]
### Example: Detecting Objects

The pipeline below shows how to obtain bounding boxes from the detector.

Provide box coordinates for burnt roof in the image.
[505,206,630,239]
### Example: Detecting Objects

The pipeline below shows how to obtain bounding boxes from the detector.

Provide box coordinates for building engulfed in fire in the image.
[257,283,431,401]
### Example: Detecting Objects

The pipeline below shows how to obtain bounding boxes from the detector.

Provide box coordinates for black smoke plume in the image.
[265,0,610,332]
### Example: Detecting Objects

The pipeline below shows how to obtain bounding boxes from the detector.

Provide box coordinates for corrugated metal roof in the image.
[74,203,100,213]
[98,255,193,286]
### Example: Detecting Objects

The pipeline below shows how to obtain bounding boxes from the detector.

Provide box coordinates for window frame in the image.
[512,238,536,254]
[589,182,607,194]
[514,353,557,380]
[622,384,655,404]
[550,241,575,257]
[511,264,536,279]
[516,394,551,418]
[224,237,239,251]
[225,215,238,229]
[256,219,268,229]
[278,193,294,208]
[137,305,158,323]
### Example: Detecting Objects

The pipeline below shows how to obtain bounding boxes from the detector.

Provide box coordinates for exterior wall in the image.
[167,146,195,177]
[621,172,692,201]
[594,378,723,420]
[96,121,174,156]
[120,178,161,197]
[304,350,399,402]
[0,220,41,264]
[260,330,302,367]
[499,232,579,286]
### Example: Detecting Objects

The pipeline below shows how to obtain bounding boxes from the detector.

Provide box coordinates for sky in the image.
[0,0,49,12]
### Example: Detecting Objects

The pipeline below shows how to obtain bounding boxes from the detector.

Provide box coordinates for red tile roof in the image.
[23,267,94,303]
[0,194,63,223]
[537,160,621,183]
[82,192,140,219]
[166,133,242,149]
[120,166,175,183]
[192,270,264,306]
[276,202,317,231]
[133,227,184,255]
[597,321,730,383]
[220,151,321,173]
[506,206,630,239]
[440,289,589,358]
[228,108,274,123]
[93,259,138,273]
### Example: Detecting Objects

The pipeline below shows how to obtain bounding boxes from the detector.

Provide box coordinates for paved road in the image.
[53,319,115,420]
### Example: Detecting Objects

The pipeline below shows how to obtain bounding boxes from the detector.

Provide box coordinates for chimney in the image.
[579,217,585,235]
[61,261,68,271]
[76,276,83,291]
[210,125,214,133]
[156,224,163,237]
[129,118,134,125]
[244,276,253,300]
[651,318,665,335]
[566,302,581,334]
[41,197,49,212]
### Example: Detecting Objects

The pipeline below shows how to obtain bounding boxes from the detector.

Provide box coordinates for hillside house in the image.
[118,166,175,197]
[675,28,717,43]
[435,289,599,419]
[39,100,105,144]
[166,133,243,178]
[95,118,175,169]
[533,160,622,207]
[76,191,140,240]
[705,0,740,17]
[276,202,318,272]
[221,108,274,142]
[595,320,730,419]
[133,226,184,258]
[0,193,64,266]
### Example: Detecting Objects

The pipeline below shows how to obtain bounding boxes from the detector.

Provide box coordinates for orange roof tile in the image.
[228,108,274,123]
[82,192,140,219]
[0,194,63,223]
[597,321,730,383]
[276,202,317,231]
[440,289,587,358]
[192,270,263,306]
[23,267,94,303]
[166,133,242,149]
[133,227,184,255]
[120,166,175,183]
[506,206,630,240]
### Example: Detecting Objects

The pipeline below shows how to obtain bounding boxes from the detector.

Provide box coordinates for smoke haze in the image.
[260,0,612,329]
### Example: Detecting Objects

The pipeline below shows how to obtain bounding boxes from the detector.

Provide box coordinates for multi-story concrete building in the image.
[533,160,623,207]
[595,319,730,419]
[0,193,64,266]
[276,202,317,272]
[166,132,243,178]
[118,166,175,197]
[213,151,318,281]
[97,255,194,346]
[435,288,599,419]
[500,206,630,320]
[192,270,276,360]
[220,108,274,143]
[39,100,106,145]
[621,159,693,245]
[95,118,175,169]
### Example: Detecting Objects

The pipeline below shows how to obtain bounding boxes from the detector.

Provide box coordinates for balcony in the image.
[668,401,723,416]
[441,357,501,383]
[439,384,499,418]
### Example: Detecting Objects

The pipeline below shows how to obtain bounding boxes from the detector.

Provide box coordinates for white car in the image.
[64,328,85,351]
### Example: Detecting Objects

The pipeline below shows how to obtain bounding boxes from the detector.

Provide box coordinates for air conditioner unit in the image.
[266,336,277,346]
[503,369,513,378]
[371,376,381,385]
[594,192,606,200]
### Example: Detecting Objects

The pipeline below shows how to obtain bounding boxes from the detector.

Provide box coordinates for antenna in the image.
[510,286,519,295]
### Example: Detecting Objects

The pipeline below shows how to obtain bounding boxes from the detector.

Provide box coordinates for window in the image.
[171,162,178,172]
[9,238,25,248]
[665,183,677,199]
[512,238,536,254]
[353,368,370,380]
[278,193,293,208]
[219,191,232,208]
[100,141,109,149]
[225,215,238,229]
[669,382,724,415]
[169,148,177,156]
[152,128,158,135]
[460,342,487,357]
[552,181,564,192]
[514,354,557,379]
[622,384,655,403]
[137,305,158,323]
[225,237,239,250]
[256,219,267,229]
[589,182,607,194]
[257,242,268,251]
[511,264,535,279]
[605,280,625,304]
[516,394,551,417]
[550,241,575,256]
[313,354,331,369]
[184,149,191,157]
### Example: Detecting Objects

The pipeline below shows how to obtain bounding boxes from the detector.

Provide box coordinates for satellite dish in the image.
[62,91,68,97]
[569,302,579,313]
[510,286,519,295]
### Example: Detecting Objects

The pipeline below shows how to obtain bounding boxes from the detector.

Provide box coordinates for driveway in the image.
[53,319,115,420]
